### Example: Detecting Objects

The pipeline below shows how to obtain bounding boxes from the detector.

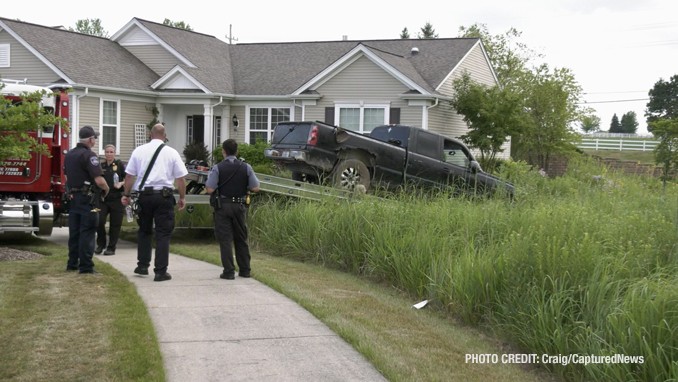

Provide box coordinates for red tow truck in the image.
[0,79,71,236]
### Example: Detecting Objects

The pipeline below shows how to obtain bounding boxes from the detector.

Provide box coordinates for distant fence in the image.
[587,132,655,139]
[578,138,658,151]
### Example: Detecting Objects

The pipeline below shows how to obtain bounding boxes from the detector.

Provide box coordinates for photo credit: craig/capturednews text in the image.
[466,353,644,366]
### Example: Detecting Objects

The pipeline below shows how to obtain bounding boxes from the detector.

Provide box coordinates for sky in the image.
[4,0,676,135]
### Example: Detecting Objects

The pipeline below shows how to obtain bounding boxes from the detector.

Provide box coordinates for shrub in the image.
[183,142,210,164]
[211,142,272,167]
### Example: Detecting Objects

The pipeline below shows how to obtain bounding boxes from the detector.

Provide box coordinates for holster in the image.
[209,193,221,210]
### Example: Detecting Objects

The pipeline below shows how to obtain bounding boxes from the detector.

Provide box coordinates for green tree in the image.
[580,115,601,133]
[609,113,622,133]
[68,18,108,37]
[450,73,525,171]
[458,23,540,88]
[399,27,410,39]
[418,22,438,39]
[646,74,678,132]
[651,118,678,191]
[620,111,639,134]
[511,64,582,170]
[0,84,67,162]
[162,19,193,31]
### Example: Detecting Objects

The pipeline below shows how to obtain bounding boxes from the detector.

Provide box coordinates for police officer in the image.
[95,144,126,256]
[64,126,109,275]
[205,139,260,280]
[121,124,187,282]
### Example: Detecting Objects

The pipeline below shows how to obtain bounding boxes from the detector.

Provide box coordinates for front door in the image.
[192,115,204,144]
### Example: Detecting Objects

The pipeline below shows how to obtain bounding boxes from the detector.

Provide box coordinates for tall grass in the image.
[248,155,678,381]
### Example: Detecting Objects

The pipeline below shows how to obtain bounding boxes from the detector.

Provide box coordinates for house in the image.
[0,17,506,161]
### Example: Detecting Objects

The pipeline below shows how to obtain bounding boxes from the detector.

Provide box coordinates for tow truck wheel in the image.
[333,159,370,191]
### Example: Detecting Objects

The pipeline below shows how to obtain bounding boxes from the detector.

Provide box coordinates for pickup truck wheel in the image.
[333,159,370,191]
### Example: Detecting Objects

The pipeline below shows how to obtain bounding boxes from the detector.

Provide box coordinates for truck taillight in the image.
[308,126,318,146]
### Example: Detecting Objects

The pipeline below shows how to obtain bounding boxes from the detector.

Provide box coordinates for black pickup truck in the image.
[264,121,514,196]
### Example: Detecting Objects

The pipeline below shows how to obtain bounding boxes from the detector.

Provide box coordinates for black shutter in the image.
[325,107,335,125]
[389,108,401,124]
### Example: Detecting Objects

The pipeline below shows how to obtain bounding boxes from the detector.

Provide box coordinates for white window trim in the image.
[99,99,121,155]
[335,103,390,134]
[245,106,294,144]
[0,44,9,68]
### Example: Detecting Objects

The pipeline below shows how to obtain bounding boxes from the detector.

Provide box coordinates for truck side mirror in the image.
[469,160,482,174]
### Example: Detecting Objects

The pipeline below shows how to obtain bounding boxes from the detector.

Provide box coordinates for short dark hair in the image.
[222,139,238,156]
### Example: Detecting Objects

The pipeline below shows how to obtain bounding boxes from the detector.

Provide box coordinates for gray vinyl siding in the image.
[0,31,61,86]
[427,101,467,139]
[430,44,510,159]
[120,101,154,160]
[230,105,246,144]
[294,106,302,122]
[78,96,100,132]
[437,44,497,95]
[306,55,414,126]
[123,45,183,76]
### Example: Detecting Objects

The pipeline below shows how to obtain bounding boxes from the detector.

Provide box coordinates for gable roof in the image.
[0,18,159,91]
[1,17,493,99]
[130,19,234,94]
[227,38,481,96]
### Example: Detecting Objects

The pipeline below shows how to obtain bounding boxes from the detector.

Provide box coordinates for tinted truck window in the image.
[271,123,311,144]
[370,125,411,148]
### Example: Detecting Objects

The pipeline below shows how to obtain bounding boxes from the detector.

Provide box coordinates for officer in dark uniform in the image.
[64,126,109,275]
[95,144,126,256]
[205,139,260,280]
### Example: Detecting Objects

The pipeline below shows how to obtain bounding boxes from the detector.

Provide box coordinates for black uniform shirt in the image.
[101,159,126,199]
[64,143,103,188]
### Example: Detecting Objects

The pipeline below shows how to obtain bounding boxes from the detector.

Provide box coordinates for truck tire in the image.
[333,159,370,191]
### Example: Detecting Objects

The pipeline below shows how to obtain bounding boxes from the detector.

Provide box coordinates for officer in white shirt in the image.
[121,124,188,282]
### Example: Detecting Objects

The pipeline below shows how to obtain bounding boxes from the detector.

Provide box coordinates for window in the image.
[248,107,290,144]
[187,116,194,143]
[214,116,222,146]
[335,104,389,134]
[100,99,119,153]
[415,131,441,160]
[0,44,9,68]
[443,139,470,167]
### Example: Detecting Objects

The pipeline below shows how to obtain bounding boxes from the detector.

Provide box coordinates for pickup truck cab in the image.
[264,121,513,197]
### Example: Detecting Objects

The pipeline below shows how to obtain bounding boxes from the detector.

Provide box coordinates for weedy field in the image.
[247,156,678,382]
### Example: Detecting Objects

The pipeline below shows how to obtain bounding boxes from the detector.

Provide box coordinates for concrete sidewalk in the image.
[47,227,386,382]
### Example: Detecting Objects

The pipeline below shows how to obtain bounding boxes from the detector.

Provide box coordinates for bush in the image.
[183,142,210,164]
[212,141,272,167]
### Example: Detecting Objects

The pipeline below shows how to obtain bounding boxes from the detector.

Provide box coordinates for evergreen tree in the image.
[609,113,622,133]
[418,22,438,39]
[400,27,410,39]
[620,111,639,134]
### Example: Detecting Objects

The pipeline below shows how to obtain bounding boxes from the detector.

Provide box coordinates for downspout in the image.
[423,97,439,130]
[74,87,88,147]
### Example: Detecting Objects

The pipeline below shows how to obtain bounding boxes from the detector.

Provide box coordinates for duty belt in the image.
[69,187,91,192]
[219,196,247,204]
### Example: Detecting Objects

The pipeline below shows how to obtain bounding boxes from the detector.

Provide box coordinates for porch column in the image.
[203,105,213,151]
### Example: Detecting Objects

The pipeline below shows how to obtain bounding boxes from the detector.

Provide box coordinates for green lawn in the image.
[0,236,164,382]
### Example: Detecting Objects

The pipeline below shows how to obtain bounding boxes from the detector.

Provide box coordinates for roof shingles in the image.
[3,17,483,97]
